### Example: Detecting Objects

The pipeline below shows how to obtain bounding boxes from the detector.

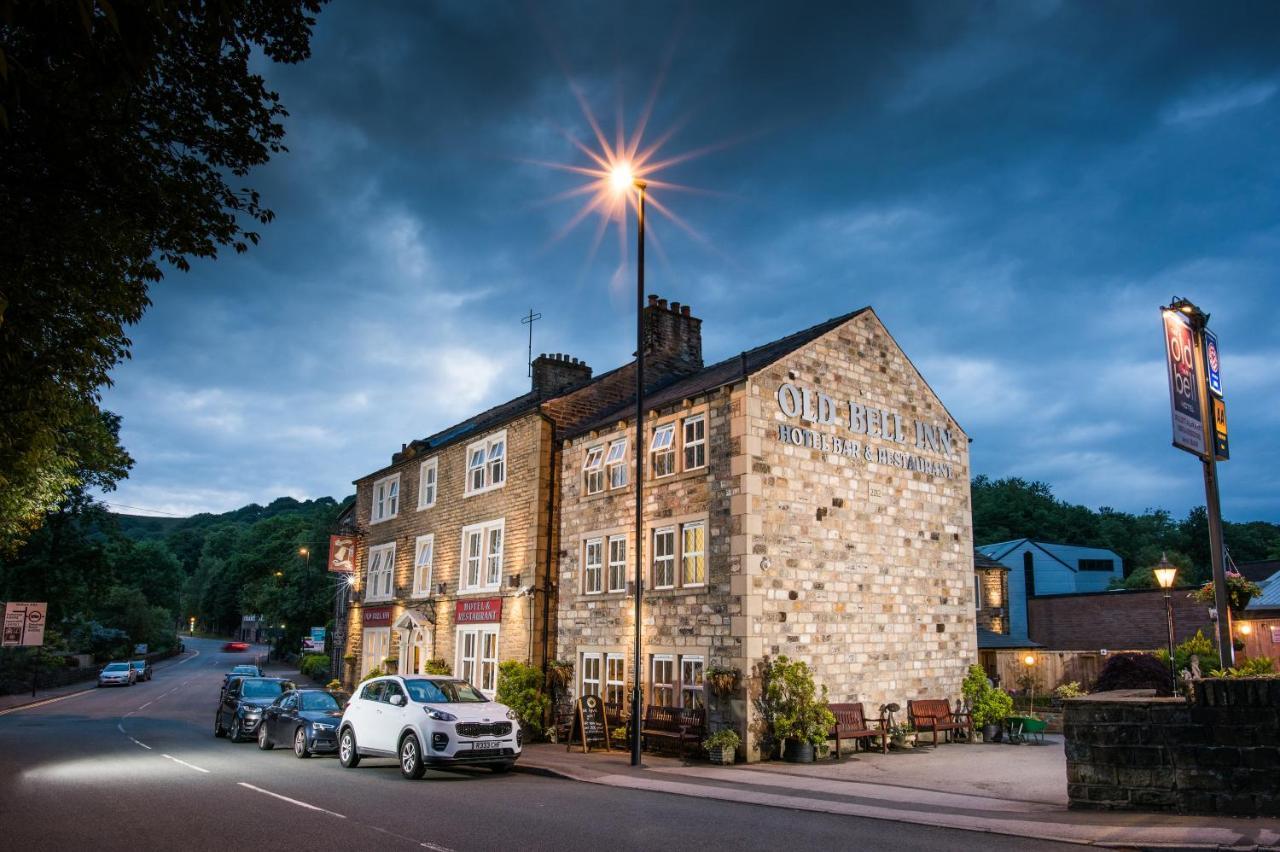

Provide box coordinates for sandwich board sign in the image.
[566,694,612,753]
[2,602,47,647]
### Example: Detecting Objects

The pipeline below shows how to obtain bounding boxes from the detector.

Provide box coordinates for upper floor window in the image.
[412,535,435,598]
[608,536,628,593]
[584,538,604,594]
[417,458,437,510]
[606,438,628,489]
[366,542,396,602]
[371,474,400,524]
[682,522,706,586]
[460,519,504,592]
[583,445,605,495]
[683,415,706,470]
[653,527,676,589]
[465,431,506,495]
[651,424,676,478]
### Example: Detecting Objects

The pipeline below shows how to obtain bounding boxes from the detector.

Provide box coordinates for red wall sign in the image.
[455,598,502,624]
[328,535,356,574]
[362,606,393,627]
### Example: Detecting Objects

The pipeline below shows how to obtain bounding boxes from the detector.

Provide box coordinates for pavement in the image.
[515,739,1280,849]
[0,637,1078,852]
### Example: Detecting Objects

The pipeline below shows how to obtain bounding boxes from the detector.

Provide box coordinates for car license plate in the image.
[472,741,500,750]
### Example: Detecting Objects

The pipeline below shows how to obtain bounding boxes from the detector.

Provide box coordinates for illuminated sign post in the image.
[1161,310,1207,458]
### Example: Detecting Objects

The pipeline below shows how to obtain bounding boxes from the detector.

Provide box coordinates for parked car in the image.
[222,664,263,691]
[130,659,153,682]
[337,675,521,779]
[222,641,250,652]
[98,661,137,687]
[214,677,290,742]
[257,688,350,758]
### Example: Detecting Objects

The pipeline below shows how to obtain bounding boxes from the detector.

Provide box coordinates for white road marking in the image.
[0,688,95,716]
[117,723,126,733]
[361,823,456,851]
[236,782,346,818]
[161,754,210,774]
[137,701,153,710]
[130,738,152,750]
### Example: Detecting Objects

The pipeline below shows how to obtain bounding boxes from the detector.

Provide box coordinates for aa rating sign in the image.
[2,602,47,647]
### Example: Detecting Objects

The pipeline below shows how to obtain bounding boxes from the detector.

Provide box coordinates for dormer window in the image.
[465,431,507,496]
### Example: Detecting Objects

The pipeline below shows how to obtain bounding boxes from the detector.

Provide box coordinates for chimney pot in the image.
[648,294,659,307]
[681,305,691,317]
[671,301,681,313]
[658,298,668,309]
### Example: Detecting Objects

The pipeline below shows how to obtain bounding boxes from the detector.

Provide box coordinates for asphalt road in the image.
[0,638,1081,851]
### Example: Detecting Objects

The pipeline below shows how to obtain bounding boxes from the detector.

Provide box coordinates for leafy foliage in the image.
[703,728,741,752]
[1207,657,1276,678]
[1093,653,1174,696]
[0,1,325,550]
[422,658,452,676]
[761,656,836,747]
[300,653,330,681]
[1190,573,1263,612]
[1154,629,1219,675]
[1053,681,1084,700]
[496,660,549,739]
[963,665,1014,727]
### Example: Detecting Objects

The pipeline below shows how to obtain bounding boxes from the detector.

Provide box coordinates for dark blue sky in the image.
[99,1,1280,523]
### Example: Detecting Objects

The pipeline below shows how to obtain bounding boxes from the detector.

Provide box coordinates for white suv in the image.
[338,675,522,779]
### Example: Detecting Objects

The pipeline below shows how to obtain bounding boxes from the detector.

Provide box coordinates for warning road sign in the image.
[2,602,47,647]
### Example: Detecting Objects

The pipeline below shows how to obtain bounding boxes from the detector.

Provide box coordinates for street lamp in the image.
[1154,554,1179,694]
[606,163,649,769]
[1022,654,1037,715]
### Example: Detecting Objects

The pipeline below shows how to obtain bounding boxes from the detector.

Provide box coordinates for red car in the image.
[223,641,250,652]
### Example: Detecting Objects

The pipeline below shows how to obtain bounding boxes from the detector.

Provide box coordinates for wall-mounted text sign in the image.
[774,382,958,478]
[456,597,502,624]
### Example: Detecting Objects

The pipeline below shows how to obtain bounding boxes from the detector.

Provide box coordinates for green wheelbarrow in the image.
[1004,715,1047,745]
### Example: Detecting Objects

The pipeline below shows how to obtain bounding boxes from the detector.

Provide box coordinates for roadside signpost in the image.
[3,601,47,647]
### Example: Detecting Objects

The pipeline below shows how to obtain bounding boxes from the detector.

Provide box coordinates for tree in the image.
[0,0,326,550]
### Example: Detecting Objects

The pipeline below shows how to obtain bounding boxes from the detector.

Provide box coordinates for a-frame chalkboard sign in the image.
[566,694,612,753]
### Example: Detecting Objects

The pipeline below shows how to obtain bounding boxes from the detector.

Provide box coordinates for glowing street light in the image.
[1022,654,1037,715]
[1155,553,1178,694]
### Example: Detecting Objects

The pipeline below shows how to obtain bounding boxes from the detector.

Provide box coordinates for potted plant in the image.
[1191,571,1262,614]
[888,722,917,749]
[704,728,741,765]
[763,656,837,763]
[546,659,573,691]
[706,666,740,698]
[963,664,1013,743]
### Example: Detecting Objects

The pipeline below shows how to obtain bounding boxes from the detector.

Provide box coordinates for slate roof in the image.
[1235,559,1280,584]
[566,307,871,439]
[977,628,1040,649]
[978,538,1123,573]
[1246,571,1280,613]
[974,550,1007,570]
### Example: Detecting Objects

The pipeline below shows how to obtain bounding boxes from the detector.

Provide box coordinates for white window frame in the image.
[464,430,507,496]
[606,438,628,489]
[584,538,604,594]
[607,536,628,593]
[651,654,675,707]
[365,542,396,602]
[456,625,499,696]
[652,527,675,589]
[605,654,626,707]
[974,573,983,611]
[683,415,706,471]
[580,652,602,698]
[412,534,435,598]
[459,518,504,593]
[361,627,390,678]
[583,444,605,495]
[417,457,438,510]
[680,655,705,709]
[681,521,706,587]
[371,473,400,524]
[651,424,675,478]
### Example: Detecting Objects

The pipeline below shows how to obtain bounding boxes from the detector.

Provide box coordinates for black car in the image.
[221,664,264,696]
[257,688,350,758]
[214,677,290,742]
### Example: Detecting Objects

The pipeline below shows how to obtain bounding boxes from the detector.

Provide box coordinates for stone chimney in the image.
[642,295,703,378]
[532,352,593,398]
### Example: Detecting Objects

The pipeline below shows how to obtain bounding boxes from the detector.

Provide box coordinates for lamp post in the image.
[1022,654,1037,715]
[1154,555,1179,694]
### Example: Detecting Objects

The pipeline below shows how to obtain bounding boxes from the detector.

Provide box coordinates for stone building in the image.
[975,549,1010,635]
[555,301,976,759]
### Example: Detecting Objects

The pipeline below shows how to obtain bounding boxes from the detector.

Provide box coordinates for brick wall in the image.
[1065,681,1280,815]
[1029,588,1214,650]
[976,567,1008,634]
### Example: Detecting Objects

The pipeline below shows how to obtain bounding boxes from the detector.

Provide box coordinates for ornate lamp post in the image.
[1022,654,1037,715]
[1154,554,1179,694]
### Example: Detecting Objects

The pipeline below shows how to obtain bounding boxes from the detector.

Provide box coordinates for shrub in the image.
[326,679,343,691]
[1053,681,1084,700]
[360,664,387,682]
[1207,657,1276,678]
[422,658,451,675]
[762,656,836,747]
[703,728,741,752]
[962,664,1014,727]
[299,653,330,681]
[1093,653,1173,696]
[496,660,550,740]
[1154,629,1219,674]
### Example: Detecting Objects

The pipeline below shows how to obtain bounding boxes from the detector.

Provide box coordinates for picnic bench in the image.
[639,704,705,757]
[907,699,973,747]
[828,702,888,757]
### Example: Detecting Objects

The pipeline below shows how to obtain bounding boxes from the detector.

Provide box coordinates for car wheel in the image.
[257,724,273,750]
[229,718,244,743]
[490,761,514,774]
[338,728,360,768]
[214,713,226,738]
[399,733,425,780]
[294,727,311,759]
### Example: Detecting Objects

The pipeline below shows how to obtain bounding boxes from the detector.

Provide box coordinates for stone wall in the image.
[976,567,1008,634]
[1064,681,1280,816]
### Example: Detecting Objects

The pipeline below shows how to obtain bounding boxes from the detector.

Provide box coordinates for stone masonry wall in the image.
[343,413,554,683]
[976,567,1008,634]
[740,309,976,755]
[1064,681,1280,816]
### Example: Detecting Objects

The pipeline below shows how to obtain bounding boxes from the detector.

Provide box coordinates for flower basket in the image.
[706,666,740,697]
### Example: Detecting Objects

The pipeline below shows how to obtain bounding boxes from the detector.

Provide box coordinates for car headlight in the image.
[243,707,261,717]
[426,709,457,721]
[505,709,518,721]
[312,722,335,731]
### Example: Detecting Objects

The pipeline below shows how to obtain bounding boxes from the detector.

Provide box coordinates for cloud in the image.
[1164,79,1278,124]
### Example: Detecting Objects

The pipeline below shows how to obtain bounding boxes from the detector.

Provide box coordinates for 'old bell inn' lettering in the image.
[775,381,957,478]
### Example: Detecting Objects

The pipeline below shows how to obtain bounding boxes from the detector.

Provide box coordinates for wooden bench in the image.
[907,699,973,747]
[828,702,888,757]
[639,704,705,756]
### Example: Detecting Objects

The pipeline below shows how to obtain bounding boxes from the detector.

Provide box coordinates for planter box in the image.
[708,746,735,765]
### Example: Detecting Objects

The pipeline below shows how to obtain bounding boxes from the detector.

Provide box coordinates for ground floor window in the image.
[651,655,675,706]
[605,654,626,707]
[680,656,705,710]
[580,652,602,698]
[362,627,390,677]
[456,625,499,696]
[649,653,705,709]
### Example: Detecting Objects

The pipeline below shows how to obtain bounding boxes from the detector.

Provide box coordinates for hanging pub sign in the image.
[328,535,356,574]
[566,694,612,753]
[1161,310,1207,458]
[1204,328,1223,398]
